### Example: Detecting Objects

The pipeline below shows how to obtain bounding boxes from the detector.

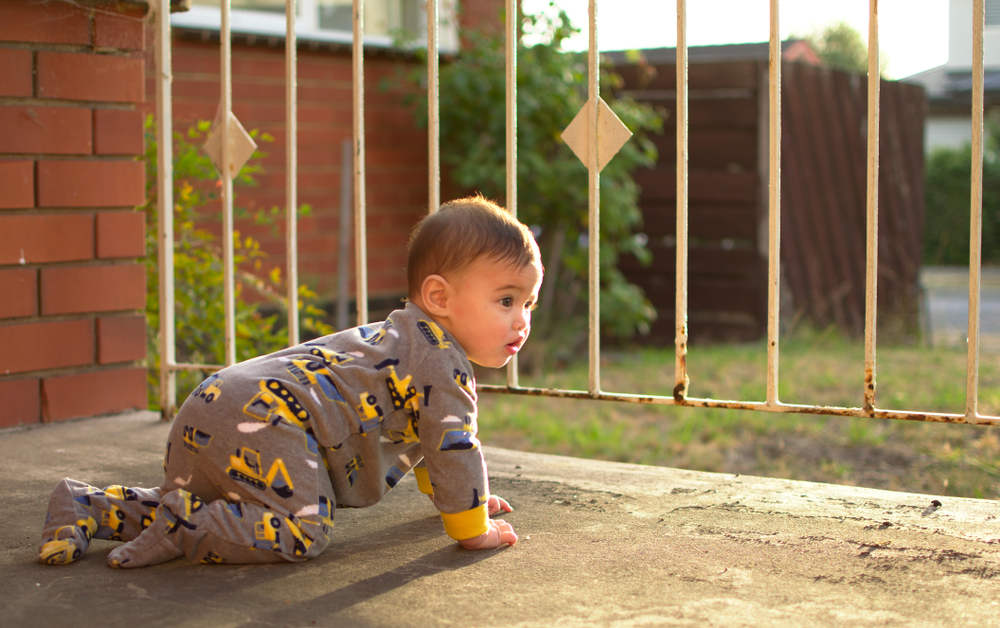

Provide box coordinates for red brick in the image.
[0,268,38,319]
[0,160,34,209]
[95,10,145,51]
[37,160,145,208]
[0,106,92,154]
[0,2,90,45]
[41,263,146,315]
[94,108,144,155]
[96,211,146,258]
[37,52,144,103]
[0,49,33,97]
[42,367,147,422]
[0,319,94,374]
[97,314,147,364]
[0,214,94,264]
[0,377,41,427]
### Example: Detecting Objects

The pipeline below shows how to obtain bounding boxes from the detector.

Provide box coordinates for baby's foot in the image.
[106,529,183,569]
[38,517,97,565]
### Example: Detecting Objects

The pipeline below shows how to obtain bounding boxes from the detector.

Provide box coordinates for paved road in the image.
[921,266,1000,351]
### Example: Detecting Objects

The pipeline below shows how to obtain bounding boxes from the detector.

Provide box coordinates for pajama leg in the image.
[106,487,334,568]
[38,478,162,565]
[108,377,339,568]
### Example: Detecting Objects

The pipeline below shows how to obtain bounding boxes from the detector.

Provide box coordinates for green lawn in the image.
[477,331,1000,499]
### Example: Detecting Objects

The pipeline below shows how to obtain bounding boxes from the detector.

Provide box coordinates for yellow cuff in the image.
[414,466,433,495]
[439,504,489,541]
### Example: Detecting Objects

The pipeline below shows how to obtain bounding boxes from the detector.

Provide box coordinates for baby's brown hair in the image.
[407,195,541,298]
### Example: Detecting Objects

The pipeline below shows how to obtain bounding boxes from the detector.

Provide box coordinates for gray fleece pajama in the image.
[39,303,491,567]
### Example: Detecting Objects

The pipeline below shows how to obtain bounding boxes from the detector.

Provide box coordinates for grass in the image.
[476,329,1000,500]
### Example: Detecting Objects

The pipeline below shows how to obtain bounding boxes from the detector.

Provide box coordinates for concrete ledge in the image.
[3,411,1000,626]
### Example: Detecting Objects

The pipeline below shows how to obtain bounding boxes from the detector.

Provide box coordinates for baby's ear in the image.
[419,274,450,315]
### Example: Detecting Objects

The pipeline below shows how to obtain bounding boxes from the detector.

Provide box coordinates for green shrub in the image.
[924,112,1000,265]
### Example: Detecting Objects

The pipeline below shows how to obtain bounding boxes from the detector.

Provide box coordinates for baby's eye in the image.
[499,296,514,307]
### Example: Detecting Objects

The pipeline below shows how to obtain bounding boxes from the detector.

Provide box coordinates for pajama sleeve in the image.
[417,359,489,541]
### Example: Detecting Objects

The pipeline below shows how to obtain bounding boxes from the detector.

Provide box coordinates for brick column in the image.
[0,1,149,427]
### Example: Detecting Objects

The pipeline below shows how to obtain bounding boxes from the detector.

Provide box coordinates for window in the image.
[174,0,457,51]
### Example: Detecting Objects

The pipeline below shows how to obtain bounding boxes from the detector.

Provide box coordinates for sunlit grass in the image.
[478,330,1000,499]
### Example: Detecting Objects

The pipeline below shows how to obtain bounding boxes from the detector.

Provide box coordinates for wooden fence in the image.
[613,45,926,342]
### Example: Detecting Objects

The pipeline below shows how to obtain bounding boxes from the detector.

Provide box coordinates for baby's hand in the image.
[487,494,513,516]
[459,518,518,550]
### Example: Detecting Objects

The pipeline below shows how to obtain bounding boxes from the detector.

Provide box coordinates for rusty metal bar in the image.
[587,0,601,395]
[967,0,985,419]
[862,0,880,413]
[220,0,237,365]
[285,0,299,345]
[505,0,519,388]
[155,0,176,419]
[674,0,689,401]
[477,384,1000,426]
[427,0,440,213]
[352,0,368,324]
[765,0,781,406]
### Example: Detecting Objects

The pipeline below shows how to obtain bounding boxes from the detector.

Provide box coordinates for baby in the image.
[38,195,542,567]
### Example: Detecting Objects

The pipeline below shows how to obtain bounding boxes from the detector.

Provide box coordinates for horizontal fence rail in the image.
[156,0,997,427]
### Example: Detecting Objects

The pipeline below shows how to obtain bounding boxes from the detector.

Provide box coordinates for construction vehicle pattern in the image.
[226,447,295,499]
[354,392,384,434]
[453,368,474,397]
[192,373,222,404]
[243,378,311,431]
[285,356,346,403]
[344,455,364,487]
[417,319,451,349]
[181,425,213,453]
[438,428,478,452]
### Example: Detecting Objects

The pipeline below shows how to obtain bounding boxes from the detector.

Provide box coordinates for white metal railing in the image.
[155,0,997,426]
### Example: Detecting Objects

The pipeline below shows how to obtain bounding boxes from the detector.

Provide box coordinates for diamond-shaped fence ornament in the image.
[560,97,633,172]
[203,110,257,179]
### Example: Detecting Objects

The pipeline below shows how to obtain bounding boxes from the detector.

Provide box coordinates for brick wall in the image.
[0,1,149,428]
[154,34,429,304]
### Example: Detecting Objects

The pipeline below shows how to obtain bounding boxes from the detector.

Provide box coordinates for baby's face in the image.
[442,256,542,368]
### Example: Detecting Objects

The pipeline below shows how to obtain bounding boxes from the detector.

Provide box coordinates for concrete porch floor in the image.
[2,411,1000,627]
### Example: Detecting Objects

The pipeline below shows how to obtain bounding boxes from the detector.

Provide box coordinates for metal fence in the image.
[154,0,997,426]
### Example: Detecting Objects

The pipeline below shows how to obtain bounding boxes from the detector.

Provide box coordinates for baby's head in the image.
[407,196,543,367]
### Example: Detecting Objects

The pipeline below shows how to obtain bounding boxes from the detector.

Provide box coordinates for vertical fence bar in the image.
[862,0,880,413]
[352,0,368,324]
[674,0,689,400]
[156,0,176,418]
[765,0,781,406]
[505,0,519,388]
[220,0,237,366]
[337,140,353,330]
[285,0,299,345]
[587,0,600,395]
[427,0,440,213]
[966,0,985,419]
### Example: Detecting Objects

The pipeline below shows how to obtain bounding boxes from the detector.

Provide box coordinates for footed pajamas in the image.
[39,303,490,567]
